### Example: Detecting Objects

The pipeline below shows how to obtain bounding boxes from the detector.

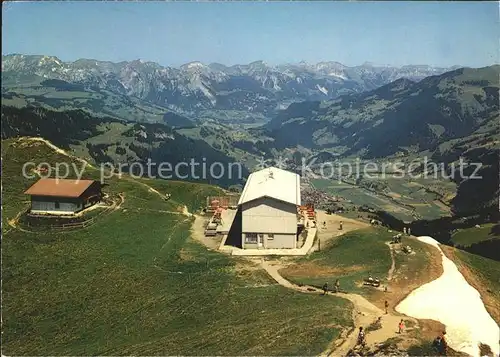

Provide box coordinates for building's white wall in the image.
[265,233,296,249]
[241,233,297,249]
[241,197,298,249]
[31,199,82,214]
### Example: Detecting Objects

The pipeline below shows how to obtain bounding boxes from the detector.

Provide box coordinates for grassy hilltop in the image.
[3,137,500,355]
[2,137,353,355]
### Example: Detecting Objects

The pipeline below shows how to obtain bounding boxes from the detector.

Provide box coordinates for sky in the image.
[2,1,499,68]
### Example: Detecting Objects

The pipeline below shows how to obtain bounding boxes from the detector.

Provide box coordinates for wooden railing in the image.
[24,215,96,230]
[22,195,120,231]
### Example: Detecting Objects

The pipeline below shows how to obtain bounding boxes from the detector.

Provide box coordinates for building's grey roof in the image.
[238,167,301,206]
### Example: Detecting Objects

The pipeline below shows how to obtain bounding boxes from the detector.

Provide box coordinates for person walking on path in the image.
[322,282,328,295]
[441,331,448,356]
[357,327,366,347]
[432,336,442,354]
[398,319,405,334]
[335,279,340,293]
[384,300,389,314]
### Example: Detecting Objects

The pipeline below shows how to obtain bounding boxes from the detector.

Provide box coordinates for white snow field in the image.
[396,236,499,357]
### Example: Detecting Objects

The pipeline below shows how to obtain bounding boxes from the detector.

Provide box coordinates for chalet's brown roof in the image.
[24,178,97,198]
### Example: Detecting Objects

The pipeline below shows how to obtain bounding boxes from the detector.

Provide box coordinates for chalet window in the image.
[268,234,274,240]
[245,233,258,243]
[55,201,60,209]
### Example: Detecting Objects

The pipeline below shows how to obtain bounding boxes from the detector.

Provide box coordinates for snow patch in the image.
[396,236,499,357]
[328,72,347,80]
[187,62,205,69]
[316,84,328,95]
[197,83,216,105]
[154,132,174,140]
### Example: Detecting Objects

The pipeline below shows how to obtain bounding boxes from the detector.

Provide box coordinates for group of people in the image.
[357,323,447,355]
[320,220,343,230]
[322,279,341,295]
[392,228,412,243]
[356,319,406,348]
[392,233,403,244]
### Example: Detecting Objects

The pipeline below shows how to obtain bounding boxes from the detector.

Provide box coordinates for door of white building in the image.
[258,233,264,248]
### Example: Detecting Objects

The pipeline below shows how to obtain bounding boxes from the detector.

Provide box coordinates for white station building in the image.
[238,167,301,249]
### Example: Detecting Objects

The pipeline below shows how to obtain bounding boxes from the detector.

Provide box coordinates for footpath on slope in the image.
[25,137,95,168]
[260,259,408,356]
[24,137,194,218]
[6,138,193,236]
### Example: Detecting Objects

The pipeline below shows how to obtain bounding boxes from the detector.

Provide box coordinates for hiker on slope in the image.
[322,282,328,295]
[398,319,405,334]
[432,336,442,354]
[440,331,448,356]
[357,327,366,347]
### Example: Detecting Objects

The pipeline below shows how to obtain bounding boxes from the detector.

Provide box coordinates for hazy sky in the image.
[2,1,498,68]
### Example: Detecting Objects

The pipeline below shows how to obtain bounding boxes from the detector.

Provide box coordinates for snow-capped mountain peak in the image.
[1,53,459,116]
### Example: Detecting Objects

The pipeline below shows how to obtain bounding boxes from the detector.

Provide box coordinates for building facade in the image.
[238,167,301,249]
[25,179,102,215]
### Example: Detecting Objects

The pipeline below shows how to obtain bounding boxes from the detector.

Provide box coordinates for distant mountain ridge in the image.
[263,65,500,157]
[2,54,459,117]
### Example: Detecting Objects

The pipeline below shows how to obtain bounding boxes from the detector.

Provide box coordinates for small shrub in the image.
[407,341,437,356]
[365,317,382,332]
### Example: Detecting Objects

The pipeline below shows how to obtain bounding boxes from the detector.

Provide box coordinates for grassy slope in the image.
[281,227,441,305]
[281,228,393,294]
[450,223,499,247]
[2,75,168,123]
[2,138,352,355]
[311,177,453,221]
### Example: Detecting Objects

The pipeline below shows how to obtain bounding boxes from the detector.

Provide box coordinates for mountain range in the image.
[263,65,499,158]
[2,54,459,118]
[1,54,498,217]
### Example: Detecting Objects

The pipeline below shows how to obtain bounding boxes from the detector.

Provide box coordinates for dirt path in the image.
[260,259,410,356]
[24,137,95,168]
[7,138,193,237]
[122,177,192,218]
[7,209,35,234]
[22,137,193,219]
[190,215,222,250]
